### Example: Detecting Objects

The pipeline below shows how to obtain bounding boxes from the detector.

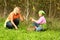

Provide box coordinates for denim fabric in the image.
[36,26,42,31]
[33,22,39,27]
[33,22,43,31]
[6,18,19,29]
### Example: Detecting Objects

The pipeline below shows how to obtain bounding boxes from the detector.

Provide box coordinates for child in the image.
[4,7,23,30]
[30,10,47,31]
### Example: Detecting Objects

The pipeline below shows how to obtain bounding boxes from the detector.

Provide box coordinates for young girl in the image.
[4,7,23,30]
[30,10,47,31]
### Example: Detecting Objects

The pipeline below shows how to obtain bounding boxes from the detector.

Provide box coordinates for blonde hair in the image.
[13,7,20,14]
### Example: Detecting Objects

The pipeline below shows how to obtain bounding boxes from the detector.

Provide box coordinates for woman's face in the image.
[16,9,20,13]
[14,7,21,14]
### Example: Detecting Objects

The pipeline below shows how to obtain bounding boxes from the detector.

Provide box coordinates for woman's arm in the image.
[11,20,18,30]
[19,14,23,21]
[4,18,9,27]
[4,20,7,27]
[10,14,18,30]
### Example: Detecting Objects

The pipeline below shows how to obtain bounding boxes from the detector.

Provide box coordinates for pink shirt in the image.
[36,16,46,24]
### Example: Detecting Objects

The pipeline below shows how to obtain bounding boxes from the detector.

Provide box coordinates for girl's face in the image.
[39,14,42,17]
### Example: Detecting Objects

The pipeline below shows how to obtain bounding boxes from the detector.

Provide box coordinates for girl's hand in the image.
[30,17,34,21]
[30,17,32,21]
[31,18,35,22]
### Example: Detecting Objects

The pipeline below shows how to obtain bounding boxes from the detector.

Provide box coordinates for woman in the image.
[4,7,23,30]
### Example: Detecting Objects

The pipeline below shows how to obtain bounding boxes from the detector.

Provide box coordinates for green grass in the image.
[0,18,60,40]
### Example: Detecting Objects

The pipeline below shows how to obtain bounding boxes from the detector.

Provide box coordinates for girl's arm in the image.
[31,18,37,22]
[31,18,42,24]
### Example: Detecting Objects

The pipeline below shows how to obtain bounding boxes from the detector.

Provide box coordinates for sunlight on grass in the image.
[0,18,60,40]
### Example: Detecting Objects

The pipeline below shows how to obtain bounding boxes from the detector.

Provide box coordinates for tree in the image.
[4,0,7,17]
[49,0,52,18]
[26,0,29,21]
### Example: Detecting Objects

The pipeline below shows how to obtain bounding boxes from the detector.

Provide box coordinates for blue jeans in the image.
[6,19,19,29]
[33,22,42,31]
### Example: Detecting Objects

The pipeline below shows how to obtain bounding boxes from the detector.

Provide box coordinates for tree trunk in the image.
[33,6,35,18]
[4,0,7,17]
[26,0,29,21]
[53,0,56,18]
[49,0,51,18]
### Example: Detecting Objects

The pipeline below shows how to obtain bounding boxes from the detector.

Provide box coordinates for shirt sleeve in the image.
[36,17,43,24]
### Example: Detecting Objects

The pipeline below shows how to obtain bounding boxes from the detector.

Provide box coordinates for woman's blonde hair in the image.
[13,7,20,13]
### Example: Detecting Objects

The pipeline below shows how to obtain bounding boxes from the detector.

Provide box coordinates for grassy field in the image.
[0,18,60,40]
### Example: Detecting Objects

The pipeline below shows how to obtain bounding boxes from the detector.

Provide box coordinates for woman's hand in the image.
[15,26,18,30]
[23,15,26,20]
[11,19,18,30]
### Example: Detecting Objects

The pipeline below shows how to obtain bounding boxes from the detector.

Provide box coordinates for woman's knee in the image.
[6,22,13,28]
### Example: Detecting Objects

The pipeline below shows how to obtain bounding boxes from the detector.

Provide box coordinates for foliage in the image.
[0,0,60,18]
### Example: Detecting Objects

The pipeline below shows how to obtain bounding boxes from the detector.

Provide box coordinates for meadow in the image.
[0,18,60,40]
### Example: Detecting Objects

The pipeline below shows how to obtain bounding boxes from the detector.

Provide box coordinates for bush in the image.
[46,18,60,30]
